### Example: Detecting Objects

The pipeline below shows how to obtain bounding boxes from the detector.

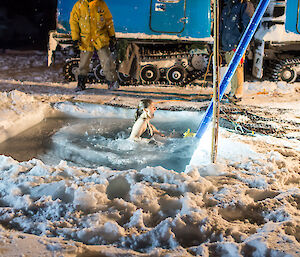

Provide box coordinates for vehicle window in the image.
[157,0,181,3]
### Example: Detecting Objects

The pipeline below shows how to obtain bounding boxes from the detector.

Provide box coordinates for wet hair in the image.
[135,99,153,121]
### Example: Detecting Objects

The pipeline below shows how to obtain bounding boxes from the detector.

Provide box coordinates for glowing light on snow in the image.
[189,122,213,166]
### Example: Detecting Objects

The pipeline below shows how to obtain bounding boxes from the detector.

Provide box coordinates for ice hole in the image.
[0,102,202,172]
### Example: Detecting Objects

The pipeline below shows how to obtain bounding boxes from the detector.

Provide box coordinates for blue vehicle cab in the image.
[285,0,300,34]
[57,0,211,40]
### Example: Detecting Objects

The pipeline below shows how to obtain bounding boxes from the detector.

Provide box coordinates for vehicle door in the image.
[149,0,187,33]
[285,0,300,34]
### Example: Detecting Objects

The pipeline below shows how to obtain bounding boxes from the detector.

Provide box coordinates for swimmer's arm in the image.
[129,133,151,144]
[150,124,165,137]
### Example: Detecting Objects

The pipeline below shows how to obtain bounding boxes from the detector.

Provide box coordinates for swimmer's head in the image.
[135,99,156,120]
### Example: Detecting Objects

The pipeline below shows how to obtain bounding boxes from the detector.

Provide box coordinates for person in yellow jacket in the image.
[70,0,119,91]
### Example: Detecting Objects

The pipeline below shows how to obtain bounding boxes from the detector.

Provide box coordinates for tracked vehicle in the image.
[48,0,300,85]
[252,0,300,83]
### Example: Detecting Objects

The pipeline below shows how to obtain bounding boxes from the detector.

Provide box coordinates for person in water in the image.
[129,99,165,142]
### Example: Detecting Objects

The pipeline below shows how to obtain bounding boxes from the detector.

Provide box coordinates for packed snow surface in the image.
[0,91,299,256]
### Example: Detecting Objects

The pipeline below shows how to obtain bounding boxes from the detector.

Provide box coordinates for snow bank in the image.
[53,101,203,122]
[0,90,50,144]
[188,124,263,170]
[244,81,297,95]
[54,101,135,119]
[255,22,300,42]
[0,146,299,256]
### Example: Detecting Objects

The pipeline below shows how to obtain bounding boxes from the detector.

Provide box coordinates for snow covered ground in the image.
[0,51,299,256]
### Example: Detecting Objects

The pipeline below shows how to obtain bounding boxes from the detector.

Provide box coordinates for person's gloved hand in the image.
[72,40,80,50]
[109,36,117,52]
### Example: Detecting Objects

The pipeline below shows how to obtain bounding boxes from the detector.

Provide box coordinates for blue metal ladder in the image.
[195,0,270,139]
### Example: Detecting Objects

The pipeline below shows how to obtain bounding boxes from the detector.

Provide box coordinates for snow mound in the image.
[0,90,50,143]
[0,151,299,256]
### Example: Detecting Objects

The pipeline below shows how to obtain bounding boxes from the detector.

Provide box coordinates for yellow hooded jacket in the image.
[70,0,115,51]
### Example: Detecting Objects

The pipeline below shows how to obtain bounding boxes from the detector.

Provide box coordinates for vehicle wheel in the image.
[94,64,106,81]
[118,72,131,82]
[166,66,185,84]
[63,59,79,82]
[279,66,297,83]
[191,54,209,72]
[140,65,159,83]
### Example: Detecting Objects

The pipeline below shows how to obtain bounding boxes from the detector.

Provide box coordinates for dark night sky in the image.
[0,0,57,50]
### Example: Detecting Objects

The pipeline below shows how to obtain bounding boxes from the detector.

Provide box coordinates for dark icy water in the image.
[0,105,201,172]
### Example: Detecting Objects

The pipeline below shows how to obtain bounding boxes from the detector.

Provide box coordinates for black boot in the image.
[75,75,87,92]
